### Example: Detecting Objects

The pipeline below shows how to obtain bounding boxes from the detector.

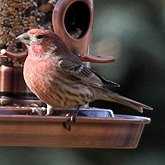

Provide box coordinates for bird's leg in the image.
[63,106,80,131]
[46,104,54,115]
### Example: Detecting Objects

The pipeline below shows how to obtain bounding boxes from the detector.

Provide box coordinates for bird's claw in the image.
[63,112,77,131]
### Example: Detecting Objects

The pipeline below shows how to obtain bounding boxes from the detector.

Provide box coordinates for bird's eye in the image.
[36,35,44,40]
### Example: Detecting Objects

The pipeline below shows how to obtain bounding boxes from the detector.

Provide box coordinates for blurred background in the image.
[0,0,165,164]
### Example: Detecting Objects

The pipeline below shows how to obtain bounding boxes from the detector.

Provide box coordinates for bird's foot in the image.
[63,109,79,131]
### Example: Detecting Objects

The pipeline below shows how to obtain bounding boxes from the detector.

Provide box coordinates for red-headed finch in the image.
[16,29,153,116]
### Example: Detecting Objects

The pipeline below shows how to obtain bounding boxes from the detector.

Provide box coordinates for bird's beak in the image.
[16,33,30,46]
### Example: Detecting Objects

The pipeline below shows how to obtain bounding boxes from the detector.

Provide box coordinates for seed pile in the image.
[0,57,23,67]
[0,0,56,53]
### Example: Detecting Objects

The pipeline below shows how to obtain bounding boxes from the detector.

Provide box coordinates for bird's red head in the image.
[16,29,69,57]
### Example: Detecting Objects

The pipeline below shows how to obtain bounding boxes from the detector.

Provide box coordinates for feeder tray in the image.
[0,106,150,148]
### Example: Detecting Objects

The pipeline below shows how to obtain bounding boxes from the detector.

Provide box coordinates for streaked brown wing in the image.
[58,57,105,88]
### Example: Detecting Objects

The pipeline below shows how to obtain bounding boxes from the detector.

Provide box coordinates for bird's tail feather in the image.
[101,90,153,113]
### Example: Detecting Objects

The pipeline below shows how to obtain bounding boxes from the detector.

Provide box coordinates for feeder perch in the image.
[0,0,151,148]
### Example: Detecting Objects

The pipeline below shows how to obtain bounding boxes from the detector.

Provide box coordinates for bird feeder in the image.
[0,0,151,148]
[0,0,113,106]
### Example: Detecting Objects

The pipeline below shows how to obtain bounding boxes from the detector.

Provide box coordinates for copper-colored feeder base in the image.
[0,106,150,148]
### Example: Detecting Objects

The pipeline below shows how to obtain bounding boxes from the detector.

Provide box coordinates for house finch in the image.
[16,29,153,116]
